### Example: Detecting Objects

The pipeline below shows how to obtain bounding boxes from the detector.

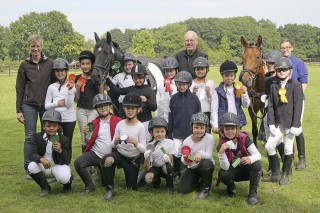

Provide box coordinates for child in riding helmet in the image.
[264,57,303,185]
[138,117,176,193]
[100,93,146,202]
[110,52,137,118]
[106,64,157,141]
[178,112,214,199]
[168,70,201,181]
[45,58,76,157]
[190,57,216,132]
[74,93,121,195]
[154,57,179,122]
[75,50,105,152]
[216,112,261,205]
[28,109,72,197]
[211,60,250,133]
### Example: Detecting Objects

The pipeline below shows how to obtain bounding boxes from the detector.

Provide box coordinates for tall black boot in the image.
[226,179,236,197]
[61,175,73,192]
[296,133,306,170]
[277,142,285,162]
[197,167,213,199]
[29,171,51,197]
[279,154,293,185]
[247,171,260,205]
[137,170,147,187]
[101,164,115,201]
[262,154,280,182]
[173,156,181,182]
[103,185,114,202]
[76,166,95,195]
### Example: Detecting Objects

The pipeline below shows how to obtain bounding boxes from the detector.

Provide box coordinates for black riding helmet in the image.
[193,57,209,68]
[162,58,179,70]
[220,60,238,75]
[53,58,69,70]
[131,64,148,76]
[174,71,193,86]
[123,52,137,63]
[122,93,142,107]
[42,109,62,123]
[79,50,95,64]
[148,117,168,133]
[275,57,292,70]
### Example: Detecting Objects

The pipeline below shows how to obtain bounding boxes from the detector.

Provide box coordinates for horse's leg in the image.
[249,106,258,146]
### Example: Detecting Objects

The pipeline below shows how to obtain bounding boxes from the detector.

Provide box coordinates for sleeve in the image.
[106,78,129,95]
[45,85,56,110]
[167,139,177,155]
[211,92,219,128]
[198,135,214,159]
[292,82,303,127]
[297,61,308,84]
[241,92,250,108]
[112,123,121,148]
[267,85,276,126]
[247,144,262,165]
[154,87,163,118]
[65,87,76,109]
[15,63,26,113]
[168,100,173,139]
[28,134,43,163]
[144,88,157,111]
[195,95,201,113]
[218,152,230,170]
[135,124,146,153]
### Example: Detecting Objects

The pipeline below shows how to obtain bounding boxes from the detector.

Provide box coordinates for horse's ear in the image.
[106,32,112,45]
[94,32,100,42]
[241,36,248,47]
[256,35,262,47]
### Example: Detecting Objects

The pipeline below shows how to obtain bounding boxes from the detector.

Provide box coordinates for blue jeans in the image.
[22,104,46,170]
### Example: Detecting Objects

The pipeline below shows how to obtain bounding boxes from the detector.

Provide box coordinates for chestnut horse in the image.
[239,35,265,145]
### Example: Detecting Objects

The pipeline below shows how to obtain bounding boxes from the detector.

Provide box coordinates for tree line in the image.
[0,11,319,64]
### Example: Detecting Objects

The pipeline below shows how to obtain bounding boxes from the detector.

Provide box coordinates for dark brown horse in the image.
[239,35,265,145]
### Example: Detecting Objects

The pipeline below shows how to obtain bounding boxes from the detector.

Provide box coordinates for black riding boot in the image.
[197,167,213,199]
[29,171,51,197]
[61,175,73,192]
[77,166,95,195]
[296,133,306,170]
[226,179,236,197]
[137,170,147,187]
[247,171,260,205]
[262,154,280,182]
[103,185,114,202]
[279,154,293,185]
[173,156,181,182]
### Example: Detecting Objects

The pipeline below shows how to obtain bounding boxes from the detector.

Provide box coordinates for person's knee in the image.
[265,142,276,155]
[56,173,71,184]
[199,159,214,170]
[162,163,173,175]
[218,169,231,183]
[145,172,154,184]
[250,161,262,172]
[103,156,114,167]
[28,162,41,174]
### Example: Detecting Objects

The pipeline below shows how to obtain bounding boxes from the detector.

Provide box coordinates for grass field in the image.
[0,65,319,213]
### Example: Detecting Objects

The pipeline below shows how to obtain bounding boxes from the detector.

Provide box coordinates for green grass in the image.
[0,65,319,213]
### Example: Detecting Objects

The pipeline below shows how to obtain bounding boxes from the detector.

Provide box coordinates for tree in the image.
[131,30,155,58]
[0,25,12,61]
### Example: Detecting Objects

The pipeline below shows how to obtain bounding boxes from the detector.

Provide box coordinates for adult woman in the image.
[16,34,54,179]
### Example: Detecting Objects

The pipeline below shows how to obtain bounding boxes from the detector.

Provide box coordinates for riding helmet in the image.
[123,52,137,63]
[79,50,95,64]
[148,117,168,132]
[131,64,148,75]
[42,109,62,123]
[219,112,240,126]
[162,58,179,70]
[93,94,112,109]
[190,112,209,126]
[265,50,282,63]
[274,57,292,70]
[174,71,193,85]
[122,93,142,107]
[219,60,238,75]
[193,57,209,68]
[53,58,69,70]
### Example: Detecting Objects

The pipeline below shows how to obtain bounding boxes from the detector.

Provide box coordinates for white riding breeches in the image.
[265,125,295,156]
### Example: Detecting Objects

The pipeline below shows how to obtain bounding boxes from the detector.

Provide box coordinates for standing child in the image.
[212,60,250,133]
[168,71,201,180]
[45,58,76,157]
[178,112,214,199]
[74,94,121,195]
[190,57,216,132]
[154,57,179,122]
[75,50,104,152]
[110,52,137,118]
[28,109,72,197]
[264,57,303,185]
[217,112,261,205]
[140,117,176,193]
[100,93,146,201]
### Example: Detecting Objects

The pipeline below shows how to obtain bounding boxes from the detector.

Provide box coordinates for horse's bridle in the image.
[92,45,115,84]
[239,45,263,90]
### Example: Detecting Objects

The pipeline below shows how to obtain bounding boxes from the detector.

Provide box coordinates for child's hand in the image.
[240,85,247,94]
[40,157,51,169]
[194,152,202,162]
[83,125,89,134]
[205,86,212,98]
[113,137,120,146]
[52,141,62,153]
[75,81,83,90]
[219,143,230,154]
[140,95,147,103]
[241,156,251,165]
[57,99,66,107]
[66,81,75,90]
[127,136,138,147]
[212,127,219,134]
[193,86,199,94]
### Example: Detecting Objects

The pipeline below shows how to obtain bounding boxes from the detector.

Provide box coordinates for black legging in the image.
[60,121,76,157]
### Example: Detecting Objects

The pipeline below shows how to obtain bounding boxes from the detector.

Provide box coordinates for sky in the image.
[1,0,319,40]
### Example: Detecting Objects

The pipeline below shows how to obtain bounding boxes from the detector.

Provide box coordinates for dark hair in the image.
[280,38,293,47]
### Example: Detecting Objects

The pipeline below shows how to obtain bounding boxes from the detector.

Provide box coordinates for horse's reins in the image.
[93,45,115,84]
[240,45,264,119]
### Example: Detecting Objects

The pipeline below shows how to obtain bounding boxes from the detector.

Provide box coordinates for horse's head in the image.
[239,35,263,88]
[91,32,123,85]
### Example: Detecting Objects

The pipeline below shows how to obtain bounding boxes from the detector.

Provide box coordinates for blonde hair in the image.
[27,34,43,48]
[218,126,241,138]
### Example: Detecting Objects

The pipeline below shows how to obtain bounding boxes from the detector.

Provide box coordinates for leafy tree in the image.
[0,25,12,61]
[131,30,155,58]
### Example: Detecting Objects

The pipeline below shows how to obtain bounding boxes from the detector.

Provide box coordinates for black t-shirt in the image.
[76,75,100,109]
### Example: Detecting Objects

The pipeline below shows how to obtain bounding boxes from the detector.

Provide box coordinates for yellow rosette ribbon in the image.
[234,82,243,98]
[278,88,288,104]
